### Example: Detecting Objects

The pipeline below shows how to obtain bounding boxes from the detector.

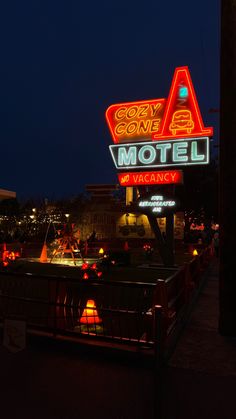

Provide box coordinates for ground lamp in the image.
[80,300,101,324]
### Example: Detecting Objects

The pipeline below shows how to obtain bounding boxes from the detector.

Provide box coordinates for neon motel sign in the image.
[106,99,165,144]
[106,66,213,184]
[110,137,209,169]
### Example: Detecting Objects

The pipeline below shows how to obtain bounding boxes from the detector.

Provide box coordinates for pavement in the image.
[163,257,236,419]
[0,332,156,419]
[1,257,236,418]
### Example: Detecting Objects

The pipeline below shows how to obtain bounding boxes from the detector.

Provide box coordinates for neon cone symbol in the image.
[80,299,102,324]
[40,243,48,263]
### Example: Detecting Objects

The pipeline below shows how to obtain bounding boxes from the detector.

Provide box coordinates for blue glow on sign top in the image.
[179,86,188,99]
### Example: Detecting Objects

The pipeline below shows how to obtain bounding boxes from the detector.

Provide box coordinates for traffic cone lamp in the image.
[40,243,48,263]
[80,300,102,324]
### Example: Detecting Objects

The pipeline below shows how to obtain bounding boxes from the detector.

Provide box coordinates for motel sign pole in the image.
[219,0,236,335]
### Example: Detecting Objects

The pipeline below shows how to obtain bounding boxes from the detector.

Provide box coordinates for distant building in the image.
[78,184,121,240]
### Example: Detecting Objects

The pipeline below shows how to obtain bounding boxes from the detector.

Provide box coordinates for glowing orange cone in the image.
[2,243,8,262]
[80,299,102,324]
[40,243,48,263]
[124,241,129,251]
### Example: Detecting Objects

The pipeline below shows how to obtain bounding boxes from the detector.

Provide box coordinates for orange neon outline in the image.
[152,66,213,140]
[169,109,195,135]
[105,98,166,144]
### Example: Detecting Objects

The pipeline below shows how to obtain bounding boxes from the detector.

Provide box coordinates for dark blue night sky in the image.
[0,1,220,201]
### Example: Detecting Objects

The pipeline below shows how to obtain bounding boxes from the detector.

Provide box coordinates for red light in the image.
[153,66,213,140]
[83,273,89,280]
[118,170,183,186]
[97,271,103,278]
[91,263,97,270]
[81,263,89,270]
[106,66,213,146]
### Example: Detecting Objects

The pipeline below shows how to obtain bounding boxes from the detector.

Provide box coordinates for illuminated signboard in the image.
[110,137,209,170]
[106,98,165,144]
[106,66,213,174]
[106,67,213,145]
[152,67,213,140]
[118,170,183,186]
[137,194,179,215]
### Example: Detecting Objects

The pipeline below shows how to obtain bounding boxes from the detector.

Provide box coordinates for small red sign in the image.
[118,170,183,186]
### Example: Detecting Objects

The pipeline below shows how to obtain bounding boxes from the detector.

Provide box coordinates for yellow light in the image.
[193,249,198,256]
[98,248,104,255]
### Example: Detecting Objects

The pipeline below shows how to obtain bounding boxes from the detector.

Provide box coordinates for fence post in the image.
[53,279,59,336]
[153,279,168,317]
[154,304,164,419]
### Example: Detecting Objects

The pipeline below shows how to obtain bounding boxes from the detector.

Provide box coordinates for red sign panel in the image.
[118,170,183,186]
[106,98,165,144]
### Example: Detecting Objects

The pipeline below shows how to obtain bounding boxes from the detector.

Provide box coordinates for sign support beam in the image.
[147,214,175,267]
[166,214,175,267]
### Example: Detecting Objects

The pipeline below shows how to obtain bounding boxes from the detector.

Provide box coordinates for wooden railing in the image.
[148,245,213,358]
[0,246,213,358]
